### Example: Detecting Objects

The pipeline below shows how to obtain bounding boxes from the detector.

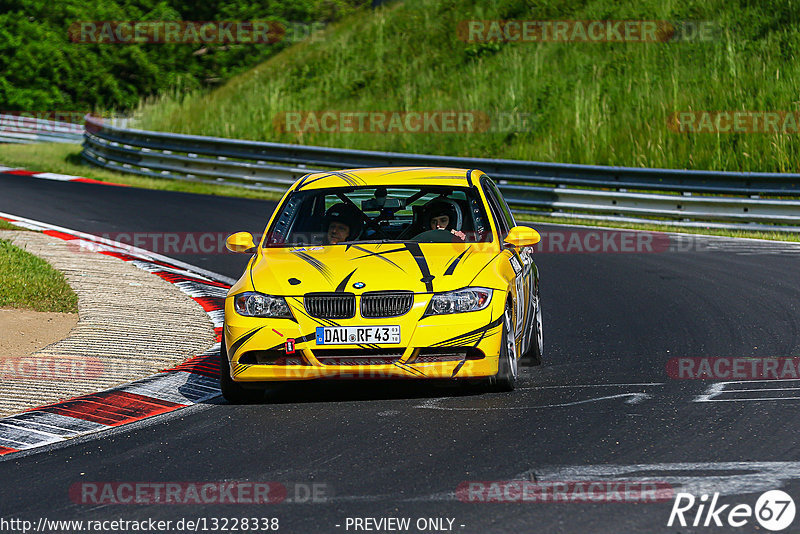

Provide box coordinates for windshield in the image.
[264,185,493,247]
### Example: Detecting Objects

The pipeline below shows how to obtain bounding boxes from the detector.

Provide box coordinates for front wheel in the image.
[487,304,518,392]
[219,335,264,403]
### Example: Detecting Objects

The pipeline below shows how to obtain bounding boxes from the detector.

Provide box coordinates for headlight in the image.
[234,292,292,318]
[425,287,493,316]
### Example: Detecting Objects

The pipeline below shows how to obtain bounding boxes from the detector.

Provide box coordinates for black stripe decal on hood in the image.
[444,249,469,276]
[291,250,332,282]
[335,269,357,292]
[350,245,406,270]
[404,242,435,292]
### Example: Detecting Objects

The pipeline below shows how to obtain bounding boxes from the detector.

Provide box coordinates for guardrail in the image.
[82,115,800,231]
[0,114,84,144]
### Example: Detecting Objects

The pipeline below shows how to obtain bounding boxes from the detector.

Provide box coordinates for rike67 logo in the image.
[668,490,796,531]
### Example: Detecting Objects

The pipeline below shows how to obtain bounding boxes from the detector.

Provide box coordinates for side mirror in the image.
[226,232,256,253]
[504,226,541,248]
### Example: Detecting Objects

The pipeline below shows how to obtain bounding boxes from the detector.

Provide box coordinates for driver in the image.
[424,199,466,241]
[323,203,362,244]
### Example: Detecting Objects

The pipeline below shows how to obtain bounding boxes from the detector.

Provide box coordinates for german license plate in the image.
[315,326,400,345]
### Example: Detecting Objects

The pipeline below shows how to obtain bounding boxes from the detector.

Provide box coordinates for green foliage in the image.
[0,0,370,112]
[137,0,800,173]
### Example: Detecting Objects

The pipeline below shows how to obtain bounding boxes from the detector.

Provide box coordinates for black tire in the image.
[487,303,518,392]
[521,286,543,366]
[219,335,264,403]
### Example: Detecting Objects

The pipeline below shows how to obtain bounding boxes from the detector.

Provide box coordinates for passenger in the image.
[323,203,362,244]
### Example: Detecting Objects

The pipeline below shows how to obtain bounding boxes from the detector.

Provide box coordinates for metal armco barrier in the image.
[0,114,84,144]
[82,115,800,230]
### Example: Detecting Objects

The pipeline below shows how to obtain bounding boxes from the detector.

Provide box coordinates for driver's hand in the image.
[451,229,466,241]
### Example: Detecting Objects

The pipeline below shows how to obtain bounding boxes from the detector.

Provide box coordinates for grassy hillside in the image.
[136,0,800,173]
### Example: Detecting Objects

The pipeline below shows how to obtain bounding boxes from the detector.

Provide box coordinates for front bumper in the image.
[223,294,505,382]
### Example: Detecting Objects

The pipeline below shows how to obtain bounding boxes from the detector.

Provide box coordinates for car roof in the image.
[290,167,480,191]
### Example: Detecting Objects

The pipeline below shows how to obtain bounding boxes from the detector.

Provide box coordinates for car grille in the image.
[238,350,308,366]
[313,349,404,366]
[411,348,485,363]
[414,353,465,363]
[360,291,413,318]
[304,292,356,319]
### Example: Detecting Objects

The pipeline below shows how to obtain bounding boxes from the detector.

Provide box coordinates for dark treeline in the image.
[0,0,368,113]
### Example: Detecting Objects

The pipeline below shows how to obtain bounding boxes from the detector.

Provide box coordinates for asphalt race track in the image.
[2,171,800,533]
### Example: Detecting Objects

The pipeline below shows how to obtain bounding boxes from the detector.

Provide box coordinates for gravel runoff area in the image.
[0,230,217,416]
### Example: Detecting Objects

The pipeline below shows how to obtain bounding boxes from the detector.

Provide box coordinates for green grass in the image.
[134,0,800,174]
[0,238,78,313]
[0,143,281,201]
[0,220,24,231]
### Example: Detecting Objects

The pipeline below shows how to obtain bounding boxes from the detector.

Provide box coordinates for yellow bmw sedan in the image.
[221,167,542,401]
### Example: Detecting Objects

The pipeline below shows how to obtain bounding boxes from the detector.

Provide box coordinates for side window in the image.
[484,176,516,231]
[481,178,510,240]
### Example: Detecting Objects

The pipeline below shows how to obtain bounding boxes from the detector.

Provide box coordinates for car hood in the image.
[250,243,498,295]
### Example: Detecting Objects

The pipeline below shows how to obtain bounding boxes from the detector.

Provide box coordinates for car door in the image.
[481,176,535,354]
